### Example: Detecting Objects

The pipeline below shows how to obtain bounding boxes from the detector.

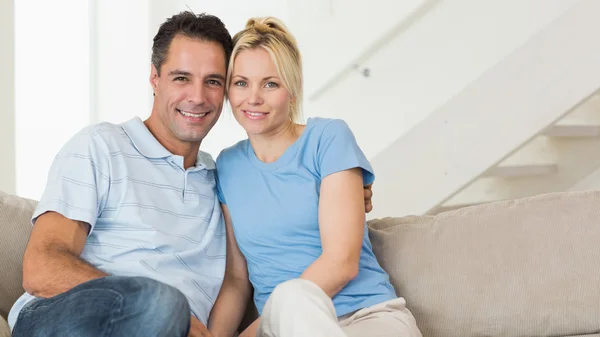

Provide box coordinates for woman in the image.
[208,17,422,337]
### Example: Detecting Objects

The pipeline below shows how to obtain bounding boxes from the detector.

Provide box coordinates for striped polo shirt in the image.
[8,117,226,329]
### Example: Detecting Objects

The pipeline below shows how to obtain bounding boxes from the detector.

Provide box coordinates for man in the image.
[9,11,373,337]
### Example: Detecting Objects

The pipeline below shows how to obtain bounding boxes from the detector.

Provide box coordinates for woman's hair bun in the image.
[246,17,290,36]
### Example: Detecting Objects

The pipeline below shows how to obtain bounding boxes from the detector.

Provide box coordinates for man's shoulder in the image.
[70,121,128,148]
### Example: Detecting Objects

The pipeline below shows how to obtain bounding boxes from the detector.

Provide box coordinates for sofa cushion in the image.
[0,191,36,320]
[0,315,11,337]
[368,191,600,337]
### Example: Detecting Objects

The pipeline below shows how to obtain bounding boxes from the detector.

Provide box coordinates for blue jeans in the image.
[12,276,191,337]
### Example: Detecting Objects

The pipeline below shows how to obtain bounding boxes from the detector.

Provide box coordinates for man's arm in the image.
[209,204,252,337]
[22,211,108,298]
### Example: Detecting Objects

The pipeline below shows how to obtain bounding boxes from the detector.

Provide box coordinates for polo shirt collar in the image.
[120,117,216,170]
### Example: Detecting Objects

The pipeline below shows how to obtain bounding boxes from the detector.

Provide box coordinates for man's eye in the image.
[234,81,247,87]
[207,79,222,86]
[265,82,278,88]
[174,77,187,82]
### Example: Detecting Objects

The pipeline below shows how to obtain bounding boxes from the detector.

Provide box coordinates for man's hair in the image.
[152,11,233,75]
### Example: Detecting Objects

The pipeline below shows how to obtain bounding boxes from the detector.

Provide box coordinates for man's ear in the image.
[150,64,160,93]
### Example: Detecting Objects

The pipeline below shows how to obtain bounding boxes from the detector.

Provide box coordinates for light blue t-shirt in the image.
[216,117,397,316]
[8,117,226,330]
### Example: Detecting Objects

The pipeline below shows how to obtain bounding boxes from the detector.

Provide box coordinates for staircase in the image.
[358,0,600,218]
[292,0,600,218]
[430,92,600,214]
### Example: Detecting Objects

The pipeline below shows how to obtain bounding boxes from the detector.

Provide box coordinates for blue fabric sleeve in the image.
[32,129,110,234]
[317,119,375,185]
[215,155,227,204]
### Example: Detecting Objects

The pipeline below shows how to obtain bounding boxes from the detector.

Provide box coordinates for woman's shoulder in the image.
[216,139,249,168]
[305,117,355,143]
[307,117,348,128]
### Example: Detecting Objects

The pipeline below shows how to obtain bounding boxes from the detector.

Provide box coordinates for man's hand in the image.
[189,316,213,337]
[363,184,373,213]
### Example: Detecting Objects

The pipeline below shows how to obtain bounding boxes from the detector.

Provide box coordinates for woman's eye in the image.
[265,82,278,88]
[234,81,247,87]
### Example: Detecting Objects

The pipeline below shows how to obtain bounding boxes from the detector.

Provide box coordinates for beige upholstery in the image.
[0,191,35,321]
[0,316,10,337]
[368,190,600,337]
[1,189,600,337]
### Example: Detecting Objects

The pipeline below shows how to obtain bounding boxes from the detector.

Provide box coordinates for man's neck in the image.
[144,116,200,169]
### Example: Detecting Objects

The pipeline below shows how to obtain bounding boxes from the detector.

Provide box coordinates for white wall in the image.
[92,0,152,125]
[14,0,91,199]
[310,0,579,159]
[0,0,16,194]
[285,0,428,102]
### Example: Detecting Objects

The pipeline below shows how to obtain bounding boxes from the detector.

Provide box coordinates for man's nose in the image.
[188,83,207,105]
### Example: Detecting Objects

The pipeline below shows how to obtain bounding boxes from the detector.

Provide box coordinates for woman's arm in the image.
[300,167,365,297]
[209,204,253,337]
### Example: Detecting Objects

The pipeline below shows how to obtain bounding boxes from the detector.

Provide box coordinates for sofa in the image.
[1,189,599,337]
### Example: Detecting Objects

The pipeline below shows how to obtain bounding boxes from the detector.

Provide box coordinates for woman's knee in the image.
[266,279,332,316]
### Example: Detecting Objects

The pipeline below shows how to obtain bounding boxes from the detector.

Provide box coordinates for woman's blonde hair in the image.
[227,17,303,122]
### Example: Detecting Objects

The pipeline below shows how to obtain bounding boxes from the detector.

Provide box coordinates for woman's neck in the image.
[249,122,304,163]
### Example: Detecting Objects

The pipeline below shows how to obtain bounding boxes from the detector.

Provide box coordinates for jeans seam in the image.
[102,290,124,337]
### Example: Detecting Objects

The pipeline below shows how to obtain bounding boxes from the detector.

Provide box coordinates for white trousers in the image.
[257,279,423,337]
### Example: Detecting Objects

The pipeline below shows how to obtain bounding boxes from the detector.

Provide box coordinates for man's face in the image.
[150,35,226,144]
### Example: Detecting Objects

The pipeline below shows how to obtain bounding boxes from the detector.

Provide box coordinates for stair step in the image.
[544,124,600,137]
[487,136,558,177]
[561,92,600,122]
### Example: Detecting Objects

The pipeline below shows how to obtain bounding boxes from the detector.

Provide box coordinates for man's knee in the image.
[115,276,190,318]
[102,276,191,335]
[12,276,190,337]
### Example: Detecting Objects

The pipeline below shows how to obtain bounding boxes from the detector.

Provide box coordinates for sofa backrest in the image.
[368,190,600,337]
[0,191,36,320]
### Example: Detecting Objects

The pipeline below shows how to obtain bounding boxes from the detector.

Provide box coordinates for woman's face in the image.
[228,48,293,136]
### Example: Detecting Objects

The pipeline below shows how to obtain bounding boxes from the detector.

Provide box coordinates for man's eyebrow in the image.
[168,70,192,76]
[206,73,226,81]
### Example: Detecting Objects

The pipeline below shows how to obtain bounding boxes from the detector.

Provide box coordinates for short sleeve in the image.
[317,119,375,185]
[32,129,110,233]
[216,174,226,204]
[215,154,227,204]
